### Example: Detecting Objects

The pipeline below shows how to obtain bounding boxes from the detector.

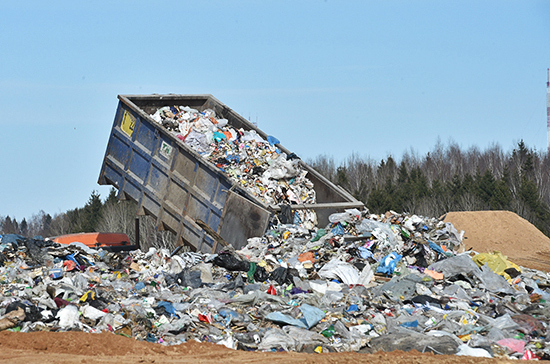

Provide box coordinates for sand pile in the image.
[443,210,550,272]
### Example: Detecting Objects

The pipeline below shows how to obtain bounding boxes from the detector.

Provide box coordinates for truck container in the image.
[51,232,136,252]
[98,94,363,253]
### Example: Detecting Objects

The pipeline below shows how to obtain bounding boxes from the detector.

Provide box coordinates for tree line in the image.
[2,139,549,245]
[0,189,176,251]
[308,140,550,236]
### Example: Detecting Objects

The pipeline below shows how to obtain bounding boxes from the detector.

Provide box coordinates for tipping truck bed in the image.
[98,94,363,253]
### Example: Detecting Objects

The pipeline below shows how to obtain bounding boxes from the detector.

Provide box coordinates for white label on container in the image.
[160,141,172,158]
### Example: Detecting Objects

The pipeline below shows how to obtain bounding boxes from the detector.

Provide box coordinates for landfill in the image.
[1,208,550,361]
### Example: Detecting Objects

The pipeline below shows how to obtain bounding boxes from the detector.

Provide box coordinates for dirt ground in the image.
[2,210,548,363]
[0,331,517,364]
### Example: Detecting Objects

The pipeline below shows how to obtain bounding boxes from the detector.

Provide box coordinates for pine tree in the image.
[104,187,118,206]
[82,191,103,232]
[336,166,349,190]
[20,218,28,236]
[2,216,17,234]
[476,169,496,207]
[491,179,511,210]
[41,213,52,237]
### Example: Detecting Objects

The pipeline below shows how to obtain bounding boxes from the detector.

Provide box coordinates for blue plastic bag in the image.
[428,240,448,256]
[400,320,419,328]
[376,252,402,275]
[157,301,179,317]
[267,136,280,146]
[331,223,345,236]
[266,304,325,329]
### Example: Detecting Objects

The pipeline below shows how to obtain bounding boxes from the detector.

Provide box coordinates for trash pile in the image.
[151,106,316,217]
[1,209,550,360]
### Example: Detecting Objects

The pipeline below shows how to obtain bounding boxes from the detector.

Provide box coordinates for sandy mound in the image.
[443,210,550,272]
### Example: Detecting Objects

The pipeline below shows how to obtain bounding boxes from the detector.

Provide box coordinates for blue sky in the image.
[1,0,549,221]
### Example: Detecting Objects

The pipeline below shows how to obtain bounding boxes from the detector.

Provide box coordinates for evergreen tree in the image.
[397,161,408,184]
[519,176,550,235]
[447,174,463,206]
[462,174,475,192]
[476,169,496,207]
[20,218,28,236]
[41,213,52,237]
[490,178,510,210]
[410,167,429,199]
[368,187,390,213]
[104,187,118,206]
[2,216,17,234]
[82,191,103,232]
[336,166,349,190]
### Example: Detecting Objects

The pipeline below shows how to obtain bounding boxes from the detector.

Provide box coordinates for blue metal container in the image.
[98,95,362,253]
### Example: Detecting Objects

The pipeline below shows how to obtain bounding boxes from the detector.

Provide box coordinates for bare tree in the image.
[96,199,138,244]
[49,213,72,237]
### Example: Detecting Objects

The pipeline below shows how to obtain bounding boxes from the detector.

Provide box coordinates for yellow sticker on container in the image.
[121,110,136,137]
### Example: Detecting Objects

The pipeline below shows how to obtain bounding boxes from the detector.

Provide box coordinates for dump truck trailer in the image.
[98,94,363,253]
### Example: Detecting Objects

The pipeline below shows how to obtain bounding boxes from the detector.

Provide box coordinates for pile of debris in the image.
[0,209,549,360]
[151,106,316,225]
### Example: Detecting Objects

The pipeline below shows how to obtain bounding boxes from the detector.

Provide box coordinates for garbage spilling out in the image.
[1,209,549,360]
[100,95,363,254]
[151,105,316,209]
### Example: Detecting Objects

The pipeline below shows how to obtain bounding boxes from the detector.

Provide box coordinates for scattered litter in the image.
[1,208,550,360]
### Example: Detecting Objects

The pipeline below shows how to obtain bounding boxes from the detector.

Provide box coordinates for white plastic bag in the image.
[81,305,107,320]
[56,305,80,329]
[318,258,359,285]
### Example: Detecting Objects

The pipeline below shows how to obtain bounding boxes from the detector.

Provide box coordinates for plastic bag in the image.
[497,338,525,353]
[356,219,398,247]
[283,326,328,351]
[258,328,296,351]
[266,304,325,329]
[376,252,402,275]
[472,252,521,280]
[318,258,359,285]
[328,209,362,224]
[269,266,289,285]
[56,305,80,329]
[266,136,280,146]
[212,252,250,272]
[263,155,300,180]
[156,301,179,318]
[478,264,516,294]
[357,262,374,285]
[176,270,202,288]
[218,308,247,325]
[81,305,107,320]
[456,344,492,358]
[428,253,480,278]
